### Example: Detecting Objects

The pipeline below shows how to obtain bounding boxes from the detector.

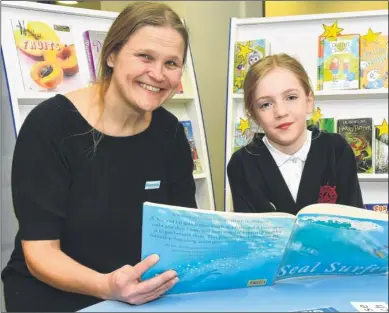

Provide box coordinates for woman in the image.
[2,2,196,311]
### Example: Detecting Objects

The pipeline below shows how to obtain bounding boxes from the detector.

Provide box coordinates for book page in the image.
[276,203,388,281]
[141,202,295,294]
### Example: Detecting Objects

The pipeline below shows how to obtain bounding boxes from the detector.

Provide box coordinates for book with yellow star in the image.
[337,118,373,174]
[375,118,388,174]
[360,33,388,90]
[233,39,270,93]
[321,34,360,90]
[233,117,262,152]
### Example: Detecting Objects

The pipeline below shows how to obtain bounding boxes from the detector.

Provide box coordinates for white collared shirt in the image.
[263,130,312,202]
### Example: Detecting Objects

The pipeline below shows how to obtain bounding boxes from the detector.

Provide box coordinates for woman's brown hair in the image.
[96,1,189,111]
[243,53,313,118]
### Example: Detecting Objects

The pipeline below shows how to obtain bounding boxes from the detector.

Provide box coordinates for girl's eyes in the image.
[259,102,271,109]
[139,54,152,60]
[258,95,298,109]
[287,95,298,101]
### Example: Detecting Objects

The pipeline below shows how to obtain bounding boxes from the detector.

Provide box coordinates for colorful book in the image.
[180,120,202,175]
[233,117,262,152]
[307,117,335,133]
[321,34,360,90]
[360,35,388,89]
[375,119,388,174]
[11,19,81,92]
[233,39,270,94]
[83,30,107,82]
[141,202,388,295]
[364,203,388,214]
[337,118,373,173]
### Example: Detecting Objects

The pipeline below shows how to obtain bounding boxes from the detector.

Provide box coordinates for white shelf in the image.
[315,89,388,101]
[358,173,388,182]
[232,89,388,101]
[16,92,194,107]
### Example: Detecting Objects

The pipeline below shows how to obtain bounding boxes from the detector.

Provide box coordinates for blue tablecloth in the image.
[80,274,388,312]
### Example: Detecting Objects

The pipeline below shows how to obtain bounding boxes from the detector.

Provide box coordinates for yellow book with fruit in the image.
[11,19,82,92]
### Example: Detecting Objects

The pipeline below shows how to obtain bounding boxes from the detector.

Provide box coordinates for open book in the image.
[141,202,388,295]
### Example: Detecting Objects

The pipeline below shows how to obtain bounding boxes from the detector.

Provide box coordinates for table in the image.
[80,274,388,312]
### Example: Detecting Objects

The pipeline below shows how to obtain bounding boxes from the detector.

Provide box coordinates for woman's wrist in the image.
[94,272,111,300]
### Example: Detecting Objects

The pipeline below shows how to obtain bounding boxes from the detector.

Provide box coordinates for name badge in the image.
[145,181,161,190]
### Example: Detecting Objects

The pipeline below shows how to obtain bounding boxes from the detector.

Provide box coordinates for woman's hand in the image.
[104,254,178,305]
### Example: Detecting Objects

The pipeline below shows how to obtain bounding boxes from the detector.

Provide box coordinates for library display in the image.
[141,201,388,295]
[225,10,388,212]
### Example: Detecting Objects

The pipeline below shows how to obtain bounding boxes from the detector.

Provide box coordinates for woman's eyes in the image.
[138,54,178,68]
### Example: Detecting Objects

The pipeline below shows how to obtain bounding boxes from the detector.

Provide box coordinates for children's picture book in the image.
[11,19,82,92]
[360,35,388,89]
[375,119,388,174]
[337,118,373,173]
[233,117,262,152]
[364,203,388,214]
[321,34,360,90]
[307,117,335,133]
[233,39,270,94]
[180,120,202,174]
[141,202,388,295]
[83,30,107,83]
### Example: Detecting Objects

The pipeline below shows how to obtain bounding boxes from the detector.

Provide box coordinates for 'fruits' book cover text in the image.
[11,19,82,92]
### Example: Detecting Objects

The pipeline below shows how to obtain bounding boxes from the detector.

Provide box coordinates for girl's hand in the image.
[104,254,178,305]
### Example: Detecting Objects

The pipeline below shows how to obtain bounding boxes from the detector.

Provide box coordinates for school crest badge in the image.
[318,185,338,203]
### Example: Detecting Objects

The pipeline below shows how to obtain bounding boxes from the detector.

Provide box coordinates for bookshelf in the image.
[225,10,388,212]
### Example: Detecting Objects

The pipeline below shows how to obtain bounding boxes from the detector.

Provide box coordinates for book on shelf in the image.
[337,117,373,174]
[11,19,82,92]
[83,30,107,83]
[306,117,335,133]
[180,120,203,175]
[233,117,263,152]
[319,34,360,91]
[360,35,388,90]
[140,201,388,295]
[364,203,388,214]
[375,118,388,174]
[233,39,271,94]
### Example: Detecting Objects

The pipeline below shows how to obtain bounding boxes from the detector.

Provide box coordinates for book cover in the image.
[11,19,81,92]
[322,34,360,90]
[317,36,325,90]
[364,203,388,214]
[180,120,203,175]
[83,30,107,82]
[141,202,388,295]
[233,39,270,94]
[277,205,388,280]
[360,35,388,89]
[337,118,373,173]
[233,117,262,152]
[307,117,335,133]
[375,119,388,174]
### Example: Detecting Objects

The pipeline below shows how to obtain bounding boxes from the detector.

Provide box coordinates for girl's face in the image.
[252,67,314,150]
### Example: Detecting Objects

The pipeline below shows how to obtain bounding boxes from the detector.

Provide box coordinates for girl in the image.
[227,53,364,214]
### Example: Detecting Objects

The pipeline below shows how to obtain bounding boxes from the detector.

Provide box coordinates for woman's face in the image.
[107,25,185,112]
